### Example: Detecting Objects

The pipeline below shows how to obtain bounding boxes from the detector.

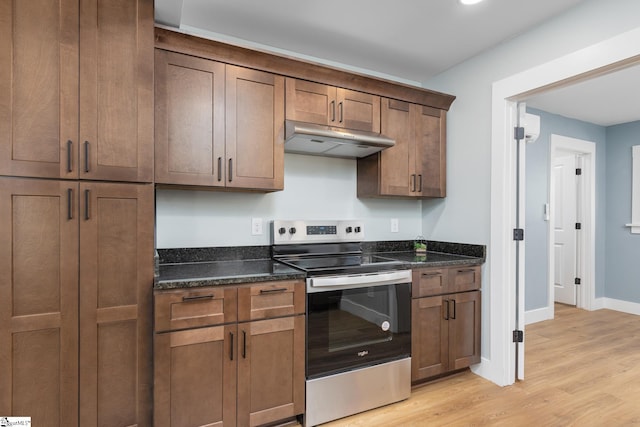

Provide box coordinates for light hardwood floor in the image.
[320,304,640,426]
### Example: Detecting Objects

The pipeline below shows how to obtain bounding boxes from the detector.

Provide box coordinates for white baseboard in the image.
[602,297,640,315]
[524,306,553,325]
[591,297,605,310]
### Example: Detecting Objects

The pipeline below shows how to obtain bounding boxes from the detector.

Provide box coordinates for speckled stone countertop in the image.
[155,240,485,290]
[155,258,305,290]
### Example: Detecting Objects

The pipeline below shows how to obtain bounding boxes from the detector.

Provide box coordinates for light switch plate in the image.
[251,217,263,235]
[390,218,399,233]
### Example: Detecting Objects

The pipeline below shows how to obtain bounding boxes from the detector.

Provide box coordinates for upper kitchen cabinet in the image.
[357,98,447,198]
[286,78,380,133]
[155,49,284,191]
[0,0,153,182]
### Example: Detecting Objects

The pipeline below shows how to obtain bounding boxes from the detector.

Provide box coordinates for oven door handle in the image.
[309,270,412,290]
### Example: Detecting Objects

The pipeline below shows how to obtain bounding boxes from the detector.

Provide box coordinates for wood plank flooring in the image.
[320,304,640,426]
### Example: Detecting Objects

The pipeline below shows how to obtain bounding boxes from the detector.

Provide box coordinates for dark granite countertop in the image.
[155,258,306,290]
[154,240,485,291]
[374,251,484,267]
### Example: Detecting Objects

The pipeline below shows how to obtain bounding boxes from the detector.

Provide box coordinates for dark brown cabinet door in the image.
[415,105,446,197]
[0,0,79,179]
[79,0,153,182]
[226,65,285,191]
[378,99,413,196]
[357,98,446,198]
[79,182,153,427]
[155,50,226,186]
[237,315,305,427]
[285,78,335,125]
[155,324,237,427]
[448,291,481,371]
[285,78,380,132]
[0,178,79,426]
[411,296,448,382]
[336,88,380,133]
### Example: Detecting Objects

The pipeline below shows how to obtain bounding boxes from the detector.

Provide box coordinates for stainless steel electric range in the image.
[272,220,412,427]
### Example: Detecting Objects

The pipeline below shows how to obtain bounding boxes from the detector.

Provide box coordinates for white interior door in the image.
[553,154,577,305]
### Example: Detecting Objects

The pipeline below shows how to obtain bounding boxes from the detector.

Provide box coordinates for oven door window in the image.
[306,283,411,379]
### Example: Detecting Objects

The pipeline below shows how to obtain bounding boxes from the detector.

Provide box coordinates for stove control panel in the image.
[272,220,364,244]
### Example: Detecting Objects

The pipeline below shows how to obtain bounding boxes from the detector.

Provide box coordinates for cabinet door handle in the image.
[418,174,423,192]
[242,330,247,359]
[228,158,233,182]
[444,299,450,320]
[330,100,336,122]
[411,174,416,192]
[83,141,90,173]
[217,157,222,182]
[451,299,457,320]
[229,332,234,361]
[182,294,214,302]
[84,189,90,220]
[67,188,74,220]
[259,287,288,294]
[338,101,343,123]
[67,140,73,173]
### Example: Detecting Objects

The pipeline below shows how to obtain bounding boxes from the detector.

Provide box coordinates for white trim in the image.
[548,136,596,314]
[629,146,640,234]
[602,298,640,315]
[489,27,640,387]
[525,306,553,325]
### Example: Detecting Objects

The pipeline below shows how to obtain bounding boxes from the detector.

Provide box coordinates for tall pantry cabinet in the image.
[0,1,154,426]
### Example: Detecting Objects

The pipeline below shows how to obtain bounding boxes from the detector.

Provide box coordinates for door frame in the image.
[548,135,596,313]
[487,27,640,386]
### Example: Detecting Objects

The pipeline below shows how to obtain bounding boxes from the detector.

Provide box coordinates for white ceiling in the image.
[155,0,639,127]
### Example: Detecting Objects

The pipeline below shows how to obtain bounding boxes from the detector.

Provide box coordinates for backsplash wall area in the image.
[156,153,422,248]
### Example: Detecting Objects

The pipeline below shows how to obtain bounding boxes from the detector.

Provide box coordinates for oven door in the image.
[306,280,411,379]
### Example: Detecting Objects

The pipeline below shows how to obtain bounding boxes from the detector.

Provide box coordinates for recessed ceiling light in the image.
[460,0,484,5]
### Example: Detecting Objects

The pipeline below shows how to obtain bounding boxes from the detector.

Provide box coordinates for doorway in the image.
[548,135,596,313]
[489,28,640,386]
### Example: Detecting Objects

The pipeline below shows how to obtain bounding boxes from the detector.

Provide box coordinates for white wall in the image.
[422,0,640,363]
[156,153,422,248]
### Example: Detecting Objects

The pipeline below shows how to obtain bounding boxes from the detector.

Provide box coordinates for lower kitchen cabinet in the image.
[0,177,154,426]
[154,280,305,427]
[237,315,305,427]
[411,266,481,383]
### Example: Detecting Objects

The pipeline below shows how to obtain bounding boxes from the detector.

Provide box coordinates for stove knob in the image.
[354,226,361,233]
[345,226,353,233]
[289,227,297,235]
[278,227,286,235]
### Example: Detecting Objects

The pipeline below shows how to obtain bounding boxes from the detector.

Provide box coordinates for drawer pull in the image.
[259,287,288,294]
[457,268,476,273]
[421,272,441,277]
[182,294,214,302]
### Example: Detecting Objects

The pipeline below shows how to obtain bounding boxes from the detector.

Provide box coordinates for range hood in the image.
[284,120,395,159]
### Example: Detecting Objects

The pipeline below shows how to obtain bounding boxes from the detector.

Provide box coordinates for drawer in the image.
[449,266,481,293]
[412,268,448,298]
[155,286,237,332]
[238,280,305,322]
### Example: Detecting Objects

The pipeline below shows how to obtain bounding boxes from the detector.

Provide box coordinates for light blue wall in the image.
[423,0,640,357]
[524,108,606,311]
[156,153,422,248]
[605,121,640,302]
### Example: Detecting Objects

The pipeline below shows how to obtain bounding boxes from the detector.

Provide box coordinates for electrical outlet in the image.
[251,218,263,235]
[390,218,399,233]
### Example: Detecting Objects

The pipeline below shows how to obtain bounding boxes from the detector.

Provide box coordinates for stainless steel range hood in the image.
[284,120,395,159]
